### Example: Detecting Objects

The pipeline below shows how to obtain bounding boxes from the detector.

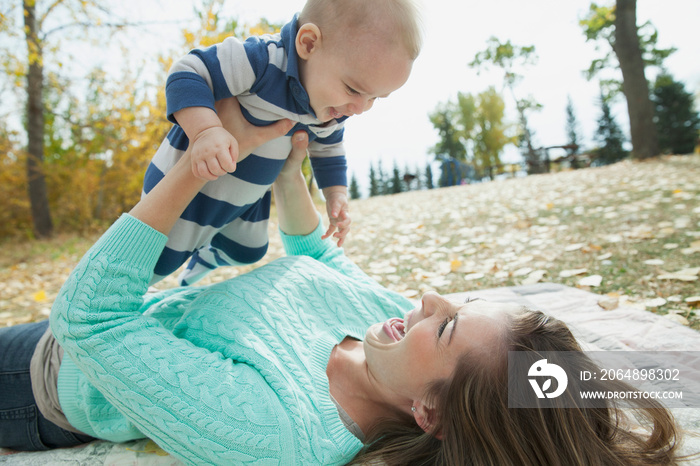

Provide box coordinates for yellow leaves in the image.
[127,440,170,456]
[33,289,47,302]
[182,30,196,47]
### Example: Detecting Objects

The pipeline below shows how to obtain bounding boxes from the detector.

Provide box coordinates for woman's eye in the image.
[437,318,449,337]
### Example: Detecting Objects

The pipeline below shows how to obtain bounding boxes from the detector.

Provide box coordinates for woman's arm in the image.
[130,101,293,234]
[272,131,321,236]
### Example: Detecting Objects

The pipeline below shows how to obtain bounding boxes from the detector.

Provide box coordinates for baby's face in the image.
[299,31,413,123]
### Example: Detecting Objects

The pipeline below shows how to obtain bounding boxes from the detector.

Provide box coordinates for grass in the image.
[1,155,698,329]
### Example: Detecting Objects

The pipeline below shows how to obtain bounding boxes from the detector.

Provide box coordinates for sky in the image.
[64,0,700,193]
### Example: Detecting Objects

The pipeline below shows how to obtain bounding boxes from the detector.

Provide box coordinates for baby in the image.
[143,0,423,285]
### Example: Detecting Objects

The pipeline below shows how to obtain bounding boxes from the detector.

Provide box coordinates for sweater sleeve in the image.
[279,214,378,287]
[50,214,294,464]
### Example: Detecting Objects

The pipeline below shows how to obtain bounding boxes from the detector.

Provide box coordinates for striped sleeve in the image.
[308,126,347,188]
[165,36,269,123]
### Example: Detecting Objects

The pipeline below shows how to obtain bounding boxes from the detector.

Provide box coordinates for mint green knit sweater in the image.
[50,214,412,465]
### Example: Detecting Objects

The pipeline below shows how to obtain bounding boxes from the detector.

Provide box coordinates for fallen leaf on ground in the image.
[597,296,619,310]
[644,297,667,308]
[578,275,602,287]
[521,270,547,285]
[658,267,700,281]
[559,268,588,278]
[33,290,47,302]
[664,312,690,326]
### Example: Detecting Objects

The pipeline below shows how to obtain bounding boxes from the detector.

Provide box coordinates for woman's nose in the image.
[421,291,442,317]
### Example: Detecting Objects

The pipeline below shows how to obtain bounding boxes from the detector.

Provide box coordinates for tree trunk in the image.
[613,0,659,159]
[24,0,53,237]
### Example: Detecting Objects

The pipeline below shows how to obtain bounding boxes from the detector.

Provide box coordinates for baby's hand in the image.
[322,188,351,247]
[190,127,239,180]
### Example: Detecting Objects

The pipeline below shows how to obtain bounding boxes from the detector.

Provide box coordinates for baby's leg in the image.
[178,193,272,286]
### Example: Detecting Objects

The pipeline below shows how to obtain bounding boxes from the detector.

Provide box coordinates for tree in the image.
[425,163,434,189]
[580,1,675,160]
[0,0,280,238]
[469,37,542,173]
[349,173,361,199]
[652,73,700,155]
[565,96,582,167]
[23,0,53,238]
[594,88,627,165]
[614,0,658,159]
[0,0,127,238]
[368,163,380,197]
[376,160,388,195]
[428,102,466,161]
[390,161,403,194]
[473,87,512,179]
[429,88,514,181]
[565,96,581,156]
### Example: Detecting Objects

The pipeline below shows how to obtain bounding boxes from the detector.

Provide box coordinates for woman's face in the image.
[363,292,518,402]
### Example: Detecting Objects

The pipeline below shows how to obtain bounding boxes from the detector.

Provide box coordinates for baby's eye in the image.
[346,85,360,95]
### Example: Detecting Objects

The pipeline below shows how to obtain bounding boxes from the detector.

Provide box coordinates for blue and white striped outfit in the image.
[143,15,349,285]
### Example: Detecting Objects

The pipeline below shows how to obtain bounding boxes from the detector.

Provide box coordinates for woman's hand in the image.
[273,131,321,237]
[278,131,309,179]
[215,97,294,161]
[131,98,293,235]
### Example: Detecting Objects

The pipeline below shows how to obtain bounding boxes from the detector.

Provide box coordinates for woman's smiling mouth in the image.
[382,317,406,341]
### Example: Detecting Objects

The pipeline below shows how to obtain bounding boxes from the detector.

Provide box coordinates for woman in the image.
[0,99,685,465]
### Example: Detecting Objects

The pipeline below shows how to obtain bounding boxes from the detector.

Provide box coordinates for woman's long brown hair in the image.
[353,310,689,465]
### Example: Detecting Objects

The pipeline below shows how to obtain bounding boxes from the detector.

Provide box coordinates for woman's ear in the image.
[296,23,322,59]
[412,402,444,440]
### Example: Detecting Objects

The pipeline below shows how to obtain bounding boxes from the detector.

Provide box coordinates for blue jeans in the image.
[0,320,94,450]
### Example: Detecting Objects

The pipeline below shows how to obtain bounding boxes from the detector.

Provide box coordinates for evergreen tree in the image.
[349,173,361,199]
[414,166,422,190]
[652,73,700,155]
[369,163,379,197]
[425,163,434,189]
[390,161,403,194]
[594,88,627,165]
[565,96,582,168]
[565,97,580,153]
[376,160,388,195]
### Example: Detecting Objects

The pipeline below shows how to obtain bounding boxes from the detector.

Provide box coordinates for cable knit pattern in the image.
[50,214,412,465]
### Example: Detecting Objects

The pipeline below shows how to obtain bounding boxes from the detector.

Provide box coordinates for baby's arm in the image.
[321,185,351,247]
[174,107,238,181]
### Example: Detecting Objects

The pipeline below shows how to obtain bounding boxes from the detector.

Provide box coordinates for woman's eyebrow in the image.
[464,296,484,303]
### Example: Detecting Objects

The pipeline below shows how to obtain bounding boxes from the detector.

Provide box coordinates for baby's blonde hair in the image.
[298,0,424,60]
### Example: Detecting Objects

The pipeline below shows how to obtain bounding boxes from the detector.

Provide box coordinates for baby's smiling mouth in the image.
[329,107,342,119]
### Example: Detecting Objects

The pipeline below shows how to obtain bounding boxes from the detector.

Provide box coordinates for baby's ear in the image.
[296,23,322,58]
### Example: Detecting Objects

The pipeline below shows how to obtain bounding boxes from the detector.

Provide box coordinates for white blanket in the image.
[2,284,698,464]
